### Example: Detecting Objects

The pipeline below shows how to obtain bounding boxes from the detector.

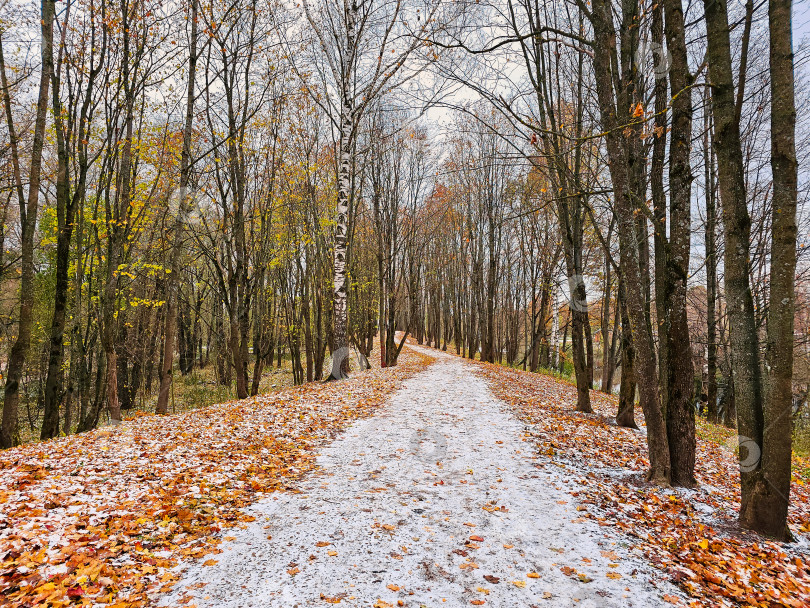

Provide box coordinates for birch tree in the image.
[297,0,458,378]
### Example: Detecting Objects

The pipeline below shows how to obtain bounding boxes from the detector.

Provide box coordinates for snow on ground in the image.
[161,350,681,607]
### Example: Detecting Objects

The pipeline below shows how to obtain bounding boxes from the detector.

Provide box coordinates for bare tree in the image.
[1,0,54,447]
[297,0,456,378]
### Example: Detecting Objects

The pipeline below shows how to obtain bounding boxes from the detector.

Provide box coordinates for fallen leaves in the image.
[0,350,434,607]
[476,360,810,607]
[321,594,343,604]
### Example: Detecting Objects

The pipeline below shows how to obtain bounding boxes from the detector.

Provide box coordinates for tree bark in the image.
[330,99,353,379]
[42,3,100,438]
[616,278,638,428]
[590,0,670,482]
[662,0,696,487]
[703,0,765,522]
[739,0,798,540]
[1,0,54,447]
[704,87,719,424]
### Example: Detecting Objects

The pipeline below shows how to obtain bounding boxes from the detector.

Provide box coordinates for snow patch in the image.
[160,352,681,607]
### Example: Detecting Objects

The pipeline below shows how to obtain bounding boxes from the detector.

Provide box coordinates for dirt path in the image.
[161,350,679,607]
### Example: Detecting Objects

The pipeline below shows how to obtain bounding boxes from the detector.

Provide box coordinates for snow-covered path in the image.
[161,352,678,607]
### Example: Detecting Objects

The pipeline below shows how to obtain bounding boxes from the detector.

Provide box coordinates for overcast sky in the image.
[797,0,810,44]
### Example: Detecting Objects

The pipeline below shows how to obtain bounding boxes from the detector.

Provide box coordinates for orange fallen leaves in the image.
[477,360,810,607]
[0,350,433,607]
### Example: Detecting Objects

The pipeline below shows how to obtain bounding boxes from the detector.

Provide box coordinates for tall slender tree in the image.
[1,0,55,447]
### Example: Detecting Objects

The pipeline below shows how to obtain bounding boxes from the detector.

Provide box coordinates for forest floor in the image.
[1,344,809,607]
[159,347,679,608]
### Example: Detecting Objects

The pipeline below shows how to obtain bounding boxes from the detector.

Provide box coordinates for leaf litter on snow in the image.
[0,349,433,608]
[159,349,680,608]
[474,360,810,607]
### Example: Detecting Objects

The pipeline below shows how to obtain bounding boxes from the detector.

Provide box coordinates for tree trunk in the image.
[603,293,620,395]
[703,0,765,524]
[0,0,54,447]
[590,0,670,482]
[704,88,719,423]
[41,17,74,439]
[662,0,696,487]
[600,251,612,392]
[739,0,798,540]
[616,278,638,428]
[330,105,353,378]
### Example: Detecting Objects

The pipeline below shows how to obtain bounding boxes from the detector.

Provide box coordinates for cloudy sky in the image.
[797,0,810,45]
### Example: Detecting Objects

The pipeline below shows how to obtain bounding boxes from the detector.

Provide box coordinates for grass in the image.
[133,360,297,415]
[14,356,300,444]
